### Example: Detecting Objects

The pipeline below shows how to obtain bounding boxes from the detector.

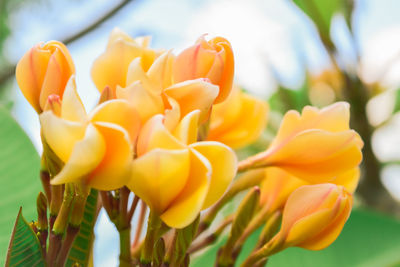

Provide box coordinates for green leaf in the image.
[5,208,45,267]
[0,105,41,265]
[65,189,98,267]
[192,209,400,267]
[268,86,310,114]
[292,0,353,46]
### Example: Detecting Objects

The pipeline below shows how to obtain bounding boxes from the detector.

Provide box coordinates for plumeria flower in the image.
[40,76,140,190]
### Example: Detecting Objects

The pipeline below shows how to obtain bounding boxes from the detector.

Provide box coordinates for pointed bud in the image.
[44,94,62,116]
[36,192,48,231]
[152,238,165,267]
[99,86,115,104]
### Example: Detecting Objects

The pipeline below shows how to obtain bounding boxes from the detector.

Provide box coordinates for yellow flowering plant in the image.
[5,28,363,267]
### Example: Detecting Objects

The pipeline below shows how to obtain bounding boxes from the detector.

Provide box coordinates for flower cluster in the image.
[15,28,363,267]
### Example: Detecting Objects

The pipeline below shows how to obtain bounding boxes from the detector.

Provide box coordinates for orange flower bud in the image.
[173,35,234,103]
[16,41,75,113]
[274,183,352,251]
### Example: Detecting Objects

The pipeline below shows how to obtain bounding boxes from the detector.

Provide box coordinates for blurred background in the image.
[1,0,400,265]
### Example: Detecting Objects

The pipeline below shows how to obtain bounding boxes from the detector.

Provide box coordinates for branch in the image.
[0,0,133,85]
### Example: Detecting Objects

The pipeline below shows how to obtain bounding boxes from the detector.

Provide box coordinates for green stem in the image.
[119,227,133,267]
[141,212,162,266]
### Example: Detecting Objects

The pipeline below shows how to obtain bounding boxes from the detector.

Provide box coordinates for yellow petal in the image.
[273,102,351,146]
[173,110,200,145]
[160,149,211,228]
[61,76,87,122]
[87,122,133,190]
[265,130,363,183]
[51,123,106,185]
[164,79,219,121]
[163,97,181,131]
[147,51,174,89]
[116,81,164,123]
[332,168,360,193]
[40,111,86,162]
[128,148,190,213]
[137,114,185,156]
[209,92,268,149]
[189,141,237,209]
[91,39,144,92]
[90,99,141,144]
[260,168,306,212]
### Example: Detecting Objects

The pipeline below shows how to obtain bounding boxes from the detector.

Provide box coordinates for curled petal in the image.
[160,149,211,228]
[189,141,237,209]
[87,122,133,190]
[116,82,164,124]
[90,99,141,144]
[173,110,200,145]
[332,168,360,193]
[51,123,106,185]
[164,79,219,121]
[61,76,86,122]
[137,114,185,156]
[40,111,86,162]
[128,148,190,213]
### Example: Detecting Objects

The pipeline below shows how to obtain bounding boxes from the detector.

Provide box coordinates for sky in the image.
[4,0,400,265]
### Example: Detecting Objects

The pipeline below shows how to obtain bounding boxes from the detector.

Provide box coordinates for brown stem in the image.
[128,195,140,221]
[46,233,62,267]
[40,170,51,203]
[133,201,147,248]
[55,225,80,267]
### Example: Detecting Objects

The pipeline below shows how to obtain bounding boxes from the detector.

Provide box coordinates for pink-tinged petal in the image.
[164,79,219,121]
[116,81,164,124]
[189,141,237,209]
[61,76,87,122]
[39,51,63,110]
[90,99,141,144]
[16,44,52,112]
[39,111,86,162]
[51,123,106,185]
[137,114,185,156]
[87,122,133,190]
[128,148,190,213]
[173,110,200,145]
[160,149,211,228]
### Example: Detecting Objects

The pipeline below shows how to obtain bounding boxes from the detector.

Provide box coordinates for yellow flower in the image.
[240,102,363,183]
[173,35,234,103]
[40,76,140,190]
[270,183,352,251]
[16,41,75,113]
[127,111,237,228]
[259,167,359,213]
[116,50,220,125]
[208,85,268,148]
[91,28,161,93]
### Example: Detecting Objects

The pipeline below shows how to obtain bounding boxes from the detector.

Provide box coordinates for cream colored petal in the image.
[147,51,174,89]
[163,97,181,131]
[90,99,141,144]
[116,82,164,124]
[87,122,133,190]
[107,28,135,48]
[137,114,185,156]
[51,123,106,185]
[189,141,237,209]
[128,148,190,213]
[164,79,219,121]
[160,149,211,228]
[40,111,86,162]
[173,110,200,145]
[61,76,87,122]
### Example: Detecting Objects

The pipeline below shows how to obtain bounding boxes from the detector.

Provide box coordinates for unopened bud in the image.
[36,192,48,231]
[99,86,115,104]
[44,94,61,116]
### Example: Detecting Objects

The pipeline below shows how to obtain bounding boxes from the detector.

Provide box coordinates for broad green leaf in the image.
[0,105,41,264]
[66,189,98,267]
[5,208,45,267]
[192,209,400,267]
